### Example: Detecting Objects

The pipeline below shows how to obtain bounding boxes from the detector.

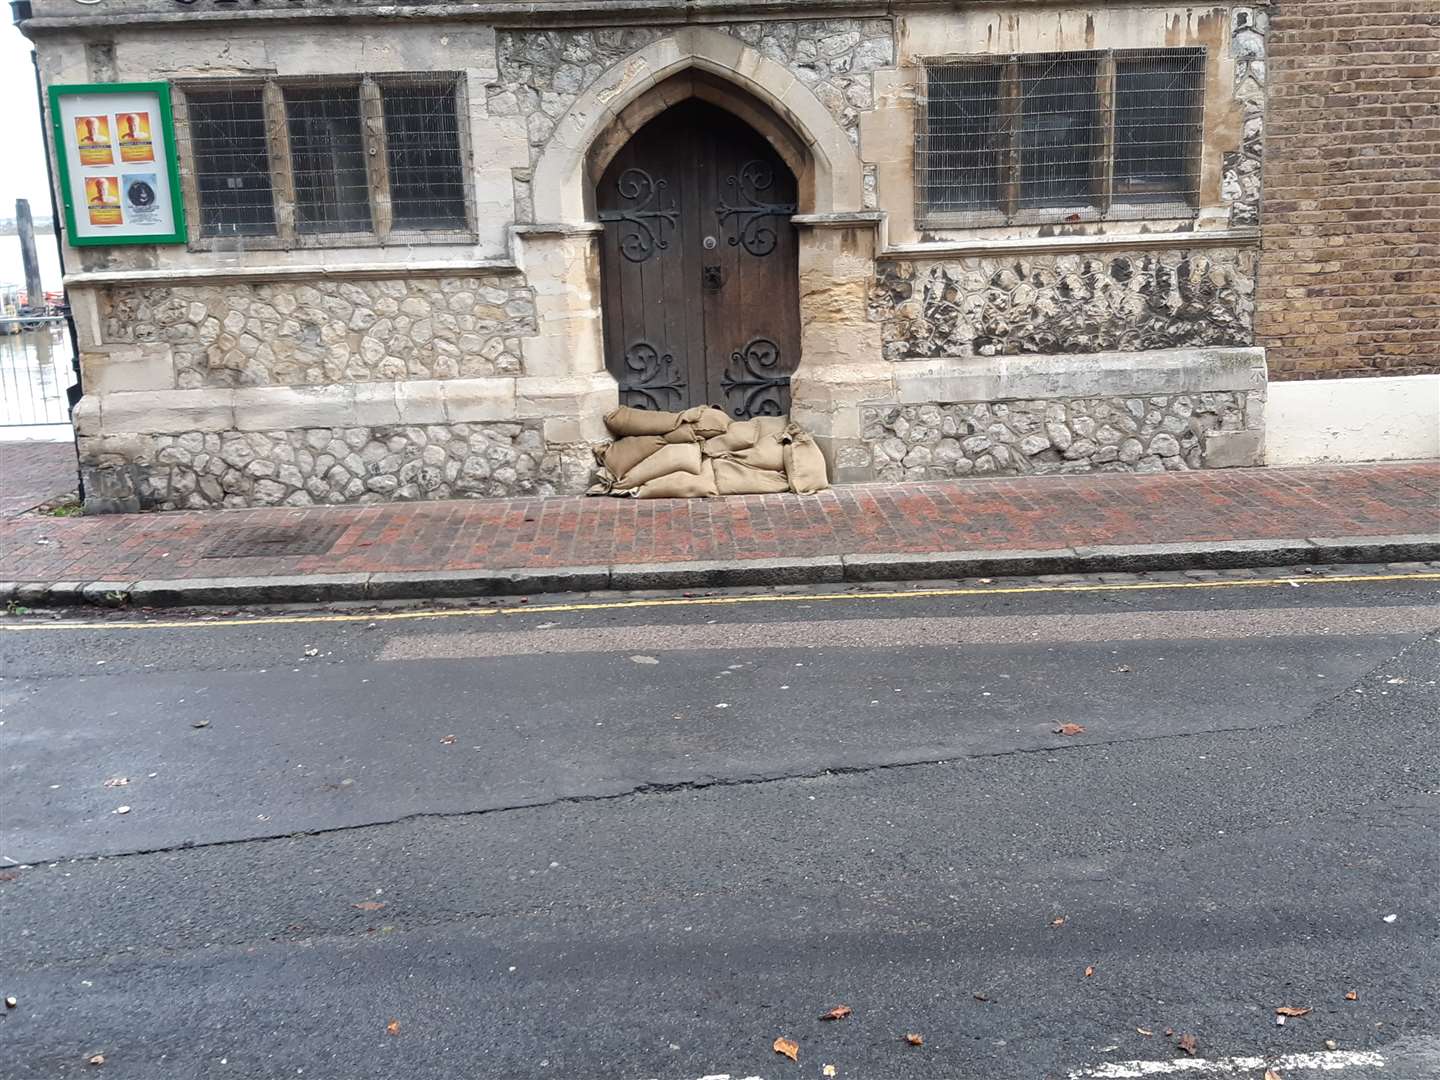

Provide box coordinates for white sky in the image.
[1,21,58,217]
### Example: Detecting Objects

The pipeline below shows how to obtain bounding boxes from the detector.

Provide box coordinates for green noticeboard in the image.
[48,81,187,247]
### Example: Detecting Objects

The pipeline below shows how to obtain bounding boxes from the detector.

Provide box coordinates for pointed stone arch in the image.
[529,26,865,224]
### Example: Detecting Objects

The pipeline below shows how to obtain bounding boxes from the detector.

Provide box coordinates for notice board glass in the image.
[49,82,187,246]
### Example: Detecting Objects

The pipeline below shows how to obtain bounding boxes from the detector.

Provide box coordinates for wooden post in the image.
[16,198,44,311]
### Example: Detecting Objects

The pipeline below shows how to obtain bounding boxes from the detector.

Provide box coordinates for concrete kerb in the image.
[365,566,611,600]
[1,535,1436,610]
[609,556,845,590]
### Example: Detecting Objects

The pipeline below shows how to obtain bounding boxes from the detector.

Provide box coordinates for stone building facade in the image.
[20,0,1277,511]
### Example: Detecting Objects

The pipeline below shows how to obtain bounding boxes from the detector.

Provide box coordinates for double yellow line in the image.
[1,571,1435,632]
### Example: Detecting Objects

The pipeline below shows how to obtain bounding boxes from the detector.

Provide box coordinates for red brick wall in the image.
[1257,1,1440,379]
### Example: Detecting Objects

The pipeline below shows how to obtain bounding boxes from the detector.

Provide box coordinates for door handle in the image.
[703,264,723,291]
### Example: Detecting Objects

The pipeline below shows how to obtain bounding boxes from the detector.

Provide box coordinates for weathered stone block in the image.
[1203,428,1265,468]
[233,386,357,432]
[102,389,234,434]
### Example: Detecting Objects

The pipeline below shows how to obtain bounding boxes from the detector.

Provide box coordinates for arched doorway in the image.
[596,100,802,418]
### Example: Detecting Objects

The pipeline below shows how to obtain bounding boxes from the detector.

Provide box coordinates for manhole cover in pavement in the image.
[203,524,348,559]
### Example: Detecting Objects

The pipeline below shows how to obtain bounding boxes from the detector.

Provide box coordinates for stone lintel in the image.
[62,259,519,291]
[892,348,1269,405]
[879,227,1262,261]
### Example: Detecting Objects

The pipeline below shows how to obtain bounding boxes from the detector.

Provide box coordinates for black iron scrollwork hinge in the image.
[720,337,790,418]
[618,340,686,411]
[716,160,797,257]
[598,168,679,263]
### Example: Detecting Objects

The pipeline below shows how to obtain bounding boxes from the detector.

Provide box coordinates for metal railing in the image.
[0,315,76,431]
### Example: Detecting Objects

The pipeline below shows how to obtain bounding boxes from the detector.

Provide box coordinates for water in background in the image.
[0,232,65,293]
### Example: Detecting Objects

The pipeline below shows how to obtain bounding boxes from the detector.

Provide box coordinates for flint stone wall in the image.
[490,19,894,180]
[100,275,535,389]
[77,422,586,511]
[872,249,1256,362]
[1225,6,1268,227]
[851,390,1263,481]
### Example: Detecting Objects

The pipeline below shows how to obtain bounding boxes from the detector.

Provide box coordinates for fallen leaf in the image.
[102,777,129,788]
[1136,1028,1153,1037]
[773,1037,798,1061]
[440,735,456,745]
[905,1033,924,1047]
[353,901,387,912]
[819,1005,852,1021]
[1275,1006,1312,1018]
[87,1056,105,1066]
[1325,1039,1338,1051]
[1177,1033,1197,1056]
[385,1020,400,1036]
[972,993,989,1003]
[823,1067,837,1078]
[1084,965,1095,977]
[1050,916,1066,928]
[1345,990,1358,1001]
[1264,1070,1282,1080]
[1055,723,1086,736]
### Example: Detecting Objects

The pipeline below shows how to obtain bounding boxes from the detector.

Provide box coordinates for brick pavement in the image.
[1,463,1436,587]
[0,441,77,518]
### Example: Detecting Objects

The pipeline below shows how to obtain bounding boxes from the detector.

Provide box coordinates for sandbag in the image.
[612,441,703,491]
[636,462,717,499]
[677,405,732,439]
[605,405,681,437]
[732,433,785,473]
[599,435,666,478]
[586,467,620,496]
[713,457,791,495]
[703,419,761,456]
[662,423,703,445]
[782,425,829,494]
[751,415,790,439]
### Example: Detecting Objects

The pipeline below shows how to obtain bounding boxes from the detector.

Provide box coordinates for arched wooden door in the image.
[597,100,801,419]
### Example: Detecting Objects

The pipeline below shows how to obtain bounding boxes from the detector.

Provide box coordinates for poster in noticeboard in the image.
[49,82,186,246]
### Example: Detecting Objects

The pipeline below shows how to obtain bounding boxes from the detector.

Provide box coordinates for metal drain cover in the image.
[203,523,347,559]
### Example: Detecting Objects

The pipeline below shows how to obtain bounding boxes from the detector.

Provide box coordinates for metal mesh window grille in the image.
[284,83,373,235]
[186,88,277,239]
[1018,54,1102,209]
[1114,50,1206,200]
[918,48,1205,227]
[178,74,470,245]
[381,79,467,231]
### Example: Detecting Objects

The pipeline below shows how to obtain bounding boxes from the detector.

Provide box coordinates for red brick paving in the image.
[1,463,1436,585]
[0,441,77,518]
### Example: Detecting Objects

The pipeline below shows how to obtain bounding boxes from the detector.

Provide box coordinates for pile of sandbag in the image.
[588,405,829,499]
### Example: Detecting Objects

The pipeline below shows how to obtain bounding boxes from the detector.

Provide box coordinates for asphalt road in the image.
[2,567,1438,1080]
